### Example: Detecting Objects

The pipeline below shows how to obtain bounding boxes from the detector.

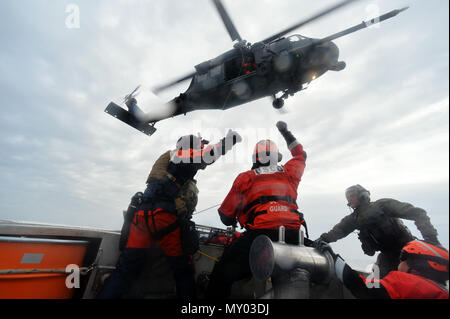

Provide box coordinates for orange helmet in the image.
[252,139,282,164]
[400,240,449,283]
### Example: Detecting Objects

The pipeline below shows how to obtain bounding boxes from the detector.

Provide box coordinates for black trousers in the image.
[206,228,301,299]
[97,248,195,299]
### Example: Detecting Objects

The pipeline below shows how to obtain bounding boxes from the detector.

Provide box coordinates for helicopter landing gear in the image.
[272,98,284,109]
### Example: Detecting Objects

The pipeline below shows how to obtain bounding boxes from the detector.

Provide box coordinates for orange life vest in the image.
[371,271,449,299]
[238,165,303,230]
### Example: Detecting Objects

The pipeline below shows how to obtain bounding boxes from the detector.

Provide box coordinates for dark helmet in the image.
[400,240,449,284]
[252,139,282,164]
[345,184,371,204]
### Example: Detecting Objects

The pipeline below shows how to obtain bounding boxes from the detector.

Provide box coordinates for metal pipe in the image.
[249,235,334,284]
[299,229,304,246]
[278,226,285,244]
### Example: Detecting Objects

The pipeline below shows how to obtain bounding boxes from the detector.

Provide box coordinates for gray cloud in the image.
[0,0,448,268]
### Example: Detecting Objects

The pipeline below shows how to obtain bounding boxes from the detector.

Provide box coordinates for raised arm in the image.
[276,121,307,189]
[201,129,242,166]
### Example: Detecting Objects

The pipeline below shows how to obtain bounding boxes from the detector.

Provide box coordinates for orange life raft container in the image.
[0,236,88,299]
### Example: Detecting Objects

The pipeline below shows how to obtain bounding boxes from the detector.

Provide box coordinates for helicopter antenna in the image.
[211,0,242,42]
[262,0,360,44]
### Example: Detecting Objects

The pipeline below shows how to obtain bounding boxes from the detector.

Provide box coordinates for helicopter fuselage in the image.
[171,35,343,116]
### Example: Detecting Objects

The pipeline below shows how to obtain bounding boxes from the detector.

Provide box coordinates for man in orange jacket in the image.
[98,130,241,299]
[206,121,308,298]
[317,239,449,299]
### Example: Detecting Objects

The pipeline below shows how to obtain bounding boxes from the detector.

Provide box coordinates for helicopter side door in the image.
[194,64,225,91]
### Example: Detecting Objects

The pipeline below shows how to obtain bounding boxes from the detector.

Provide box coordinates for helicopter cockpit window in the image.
[288,35,305,42]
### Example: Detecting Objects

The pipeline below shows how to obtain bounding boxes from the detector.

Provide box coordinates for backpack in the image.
[175,179,199,218]
[147,150,199,217]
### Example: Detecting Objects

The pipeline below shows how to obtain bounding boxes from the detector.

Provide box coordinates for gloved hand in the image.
[276,121,296,146]
[225,129,242,145]
[130,192,144,207]
[276,121,288,132]
[315,239,338,260]
[313,238,324,248]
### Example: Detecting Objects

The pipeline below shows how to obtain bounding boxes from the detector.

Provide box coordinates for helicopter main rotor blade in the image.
[315,7,409,45]
[152,71,197,94]
[262,0,360,44]
[211,0,242,42]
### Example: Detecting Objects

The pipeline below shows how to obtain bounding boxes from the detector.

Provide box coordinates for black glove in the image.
[315,239,338,260]
[276,121,288,132]
[313,238,324,248]
[276,121,296,146]
[130,192,144,207]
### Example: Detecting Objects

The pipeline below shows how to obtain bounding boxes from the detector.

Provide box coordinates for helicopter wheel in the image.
[272,98,284,109]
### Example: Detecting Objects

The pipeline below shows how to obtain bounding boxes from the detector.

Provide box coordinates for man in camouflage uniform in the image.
[317,184,441,278]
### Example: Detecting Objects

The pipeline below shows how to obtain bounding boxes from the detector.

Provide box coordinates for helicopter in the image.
[105,0,408,136]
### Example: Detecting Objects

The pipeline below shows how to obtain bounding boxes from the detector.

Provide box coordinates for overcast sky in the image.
[0,0,448,270]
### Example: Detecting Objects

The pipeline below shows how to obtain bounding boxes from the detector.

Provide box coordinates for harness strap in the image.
[144,208,180,241]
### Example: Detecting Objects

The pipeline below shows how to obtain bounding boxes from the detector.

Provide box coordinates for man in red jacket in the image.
[317,239,449,299]
[206,121,308,298]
